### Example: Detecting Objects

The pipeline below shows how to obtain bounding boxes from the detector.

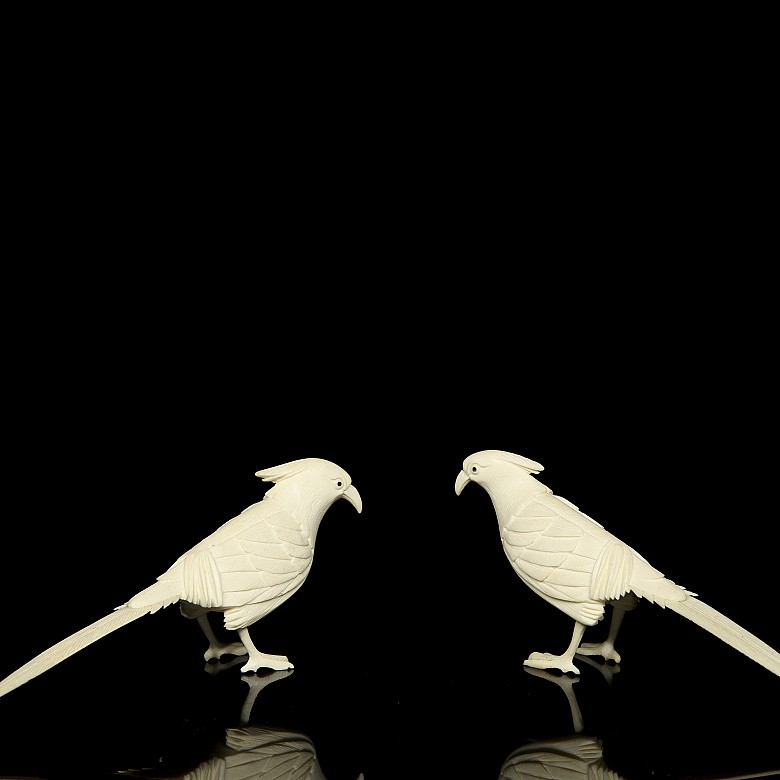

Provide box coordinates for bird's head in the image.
[455,449,544,499]
[256,457,362,518]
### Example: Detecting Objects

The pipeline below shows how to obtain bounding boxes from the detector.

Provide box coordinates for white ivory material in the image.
[456,449,780,677]
[0,458,362,698]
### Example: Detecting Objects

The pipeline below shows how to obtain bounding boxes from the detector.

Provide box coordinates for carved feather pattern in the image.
[504,501,594,608]
[182,547,223,608]
[158,499,313,615]
[591,543,633,601]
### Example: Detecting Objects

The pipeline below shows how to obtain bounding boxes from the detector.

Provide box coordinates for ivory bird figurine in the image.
[455,449,780,676]
[0,457,362,699]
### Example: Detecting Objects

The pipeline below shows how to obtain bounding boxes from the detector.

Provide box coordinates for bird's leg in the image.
[237,627,295,673]
[197,614,248,662]
[524,621,586,675]
[576,594,638,663]
[575,606,625,663]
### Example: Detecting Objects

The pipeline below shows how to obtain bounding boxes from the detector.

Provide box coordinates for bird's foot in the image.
[524,652,580,675]
[204,641,249,662]
[240,652,294,673]
[576,642,621,663]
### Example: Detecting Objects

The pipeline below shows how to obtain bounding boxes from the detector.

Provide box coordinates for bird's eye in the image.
[336,480,343,488]
[471,465,478,474]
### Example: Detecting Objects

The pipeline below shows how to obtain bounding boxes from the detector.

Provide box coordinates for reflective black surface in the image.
[3,283,779,780]
[2,427,779,778]
[1,610,779,779]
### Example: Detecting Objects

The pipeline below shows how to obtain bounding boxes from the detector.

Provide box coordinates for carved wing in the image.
[503,493,636,614]
[158,500,312,610]
[211,506,313,609]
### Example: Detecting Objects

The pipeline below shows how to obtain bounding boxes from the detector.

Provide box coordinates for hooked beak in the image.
[342,484,363,513]
[455,470,470,496]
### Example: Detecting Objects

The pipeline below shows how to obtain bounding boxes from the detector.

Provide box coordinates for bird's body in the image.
[456,449,780,677]
[130,491,318,631]
[0,457,362,699]
[489,469,688,629]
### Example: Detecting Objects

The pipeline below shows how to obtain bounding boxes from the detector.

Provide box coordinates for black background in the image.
[2,337,779,779]
[2,19,779,779]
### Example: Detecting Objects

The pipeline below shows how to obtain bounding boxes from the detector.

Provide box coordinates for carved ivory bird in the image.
[0,457,362,699]
[455,450,780,676]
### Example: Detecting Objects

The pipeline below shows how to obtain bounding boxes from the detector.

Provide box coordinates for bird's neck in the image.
[265,484,326,545]
[487,473,549,524]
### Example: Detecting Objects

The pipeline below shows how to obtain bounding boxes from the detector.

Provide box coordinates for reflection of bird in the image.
[500,732,610,780]
[200,726,330,780]
[0,458,362,698]
[501,666,614,780]
[503,666,780,780]
[119,670,365,780]
[456,450,780,676]
[122,724,362,780]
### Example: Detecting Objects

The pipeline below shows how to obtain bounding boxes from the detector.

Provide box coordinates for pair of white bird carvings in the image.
[1,451,778,700]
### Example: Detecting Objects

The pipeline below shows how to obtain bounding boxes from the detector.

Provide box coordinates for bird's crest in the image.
[255,459,310,483]
[494,450,544,473]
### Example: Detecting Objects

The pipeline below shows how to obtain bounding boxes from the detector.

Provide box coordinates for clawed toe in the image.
[576,643,621,663]
[204,642,249,662]
[241,655,295,673]
[524,652,580,675]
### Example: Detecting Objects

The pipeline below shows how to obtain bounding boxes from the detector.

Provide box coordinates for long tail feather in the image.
[665,596,780,677]
[1,605,152,698]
